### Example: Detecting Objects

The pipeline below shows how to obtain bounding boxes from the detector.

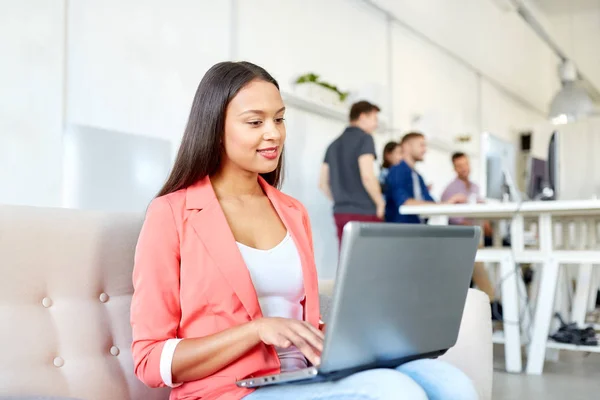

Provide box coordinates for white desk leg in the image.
[527,258,559,374]
[555,222,572,332]
[527,213,557,375]
[501,254,522,373]
[511,215,532,344]
[573,220,596,326]
[545,267,564,363]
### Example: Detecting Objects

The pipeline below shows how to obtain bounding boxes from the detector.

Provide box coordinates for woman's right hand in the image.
[254,317,325,366]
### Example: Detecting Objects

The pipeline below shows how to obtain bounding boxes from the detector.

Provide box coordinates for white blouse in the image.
[237,232,308,373]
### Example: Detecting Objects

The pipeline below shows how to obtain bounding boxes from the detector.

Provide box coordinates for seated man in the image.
[442,152,500,317]
[441,152,493,238]
[385,132,465,224]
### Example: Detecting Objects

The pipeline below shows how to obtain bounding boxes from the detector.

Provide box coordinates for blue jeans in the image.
[244,358,478,400]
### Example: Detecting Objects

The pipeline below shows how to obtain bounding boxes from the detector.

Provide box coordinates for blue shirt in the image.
[385,161,435,223]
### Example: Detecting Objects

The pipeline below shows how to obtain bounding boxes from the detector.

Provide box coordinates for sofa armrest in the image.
[439,289,493,400]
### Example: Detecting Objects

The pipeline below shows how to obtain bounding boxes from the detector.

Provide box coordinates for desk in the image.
[401,200,600,374]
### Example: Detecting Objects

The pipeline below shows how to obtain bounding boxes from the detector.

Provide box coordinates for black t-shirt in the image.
[324,127,377,215]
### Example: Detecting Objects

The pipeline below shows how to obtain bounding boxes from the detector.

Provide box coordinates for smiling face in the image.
[220,79,286,176]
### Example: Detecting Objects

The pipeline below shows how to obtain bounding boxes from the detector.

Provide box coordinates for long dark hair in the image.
[157,61,283,197]
[381,141,399,169]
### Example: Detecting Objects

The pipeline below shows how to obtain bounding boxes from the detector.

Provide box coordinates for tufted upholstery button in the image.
[110,345,120,356]
[99,292,109,303]
[53,356,64,367]
[42,297,53,308]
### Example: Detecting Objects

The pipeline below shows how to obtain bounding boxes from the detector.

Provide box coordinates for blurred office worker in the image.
[442,152,479,207]
[442,152,493,238]
[319,101,385,244]
[385,132,466,223]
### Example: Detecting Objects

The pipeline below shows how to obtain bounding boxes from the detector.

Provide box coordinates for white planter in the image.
[293,82,340,106]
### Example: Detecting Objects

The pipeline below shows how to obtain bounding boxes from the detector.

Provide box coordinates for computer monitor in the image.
[482,133,518,201]
[527,157,547,200]
[486,157,521,202]
[546,131,558,200]
[486,156,503,200]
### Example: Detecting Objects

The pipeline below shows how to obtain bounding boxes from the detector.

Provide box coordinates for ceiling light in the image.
[548,60,595,122]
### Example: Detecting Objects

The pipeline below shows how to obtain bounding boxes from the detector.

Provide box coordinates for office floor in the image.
[492,345,600,399]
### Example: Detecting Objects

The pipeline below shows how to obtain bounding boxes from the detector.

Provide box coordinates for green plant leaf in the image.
[295,72,320,84]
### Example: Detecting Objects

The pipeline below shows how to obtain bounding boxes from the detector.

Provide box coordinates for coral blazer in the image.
[130,176,320,400]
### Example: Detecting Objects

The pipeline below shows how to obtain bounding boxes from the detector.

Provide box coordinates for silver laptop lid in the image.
[319,223,481,374]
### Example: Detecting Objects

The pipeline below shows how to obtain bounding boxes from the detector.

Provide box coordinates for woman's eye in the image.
[248,121,263,126]
[275,117,286,124]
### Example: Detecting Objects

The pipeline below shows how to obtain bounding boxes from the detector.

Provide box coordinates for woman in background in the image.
[379,141,403,194]
[130,61,477,400]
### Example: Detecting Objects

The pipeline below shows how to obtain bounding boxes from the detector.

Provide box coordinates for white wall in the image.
[391,23,480,141]
[236,0,389,103]
[1,0,558,278]
[67,0,232,141]
[0,0,65,207]
[481,80,547,144]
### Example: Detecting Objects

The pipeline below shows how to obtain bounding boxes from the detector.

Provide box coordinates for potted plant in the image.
[294,73,350,107]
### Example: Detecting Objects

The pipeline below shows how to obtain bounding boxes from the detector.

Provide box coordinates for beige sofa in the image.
[0,205,493,400]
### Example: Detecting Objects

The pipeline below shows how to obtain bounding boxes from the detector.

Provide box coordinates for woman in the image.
[379,141,402,194]
[130,61,477,400]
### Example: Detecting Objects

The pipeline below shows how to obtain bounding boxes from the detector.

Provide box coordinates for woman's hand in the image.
[254,317,324,366]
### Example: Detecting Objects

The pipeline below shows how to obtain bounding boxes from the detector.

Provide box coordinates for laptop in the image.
[236,222,481,388]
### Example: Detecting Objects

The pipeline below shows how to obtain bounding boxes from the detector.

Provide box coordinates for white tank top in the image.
[237,232,308,372]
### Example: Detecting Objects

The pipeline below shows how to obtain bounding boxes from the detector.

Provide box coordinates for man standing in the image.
[385,132,465,223]
[319,101,385,244]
